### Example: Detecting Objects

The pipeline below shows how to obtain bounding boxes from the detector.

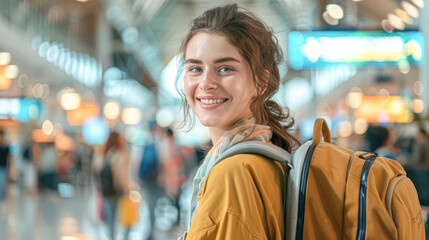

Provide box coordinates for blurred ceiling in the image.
[0,0,420,96]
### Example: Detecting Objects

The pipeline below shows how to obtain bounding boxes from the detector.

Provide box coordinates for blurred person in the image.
[94,131,129,240]
[410,127,429,167]
[159,127,186,224]
[0,130,13,210]
[21,140,37,193]
[138,122,163,239]
[57,150,79,185]
[364,125,397,160]
[37,142,58,192]
[75,143,94,193]
[160,128,186,201]
[176,4,299,239]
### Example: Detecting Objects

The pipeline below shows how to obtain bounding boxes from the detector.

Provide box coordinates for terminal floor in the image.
[1,184,428,240]
[0,184,183,240]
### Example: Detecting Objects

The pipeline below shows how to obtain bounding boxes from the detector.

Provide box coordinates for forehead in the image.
[185,32,243,60]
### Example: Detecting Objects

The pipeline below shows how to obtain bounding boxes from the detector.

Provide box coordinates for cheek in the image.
[183,77,194,100]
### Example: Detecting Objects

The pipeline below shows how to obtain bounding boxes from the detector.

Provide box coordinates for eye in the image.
[189,67,202,73]
[218,67,233,73]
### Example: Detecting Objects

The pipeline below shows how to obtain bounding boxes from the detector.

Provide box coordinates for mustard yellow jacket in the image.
[186,154,285,239]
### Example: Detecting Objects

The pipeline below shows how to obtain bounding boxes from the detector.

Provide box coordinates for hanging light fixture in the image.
[402,1,420,18]
[326,3,344,20]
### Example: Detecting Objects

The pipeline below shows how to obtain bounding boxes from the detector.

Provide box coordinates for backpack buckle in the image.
[359,152,378,161]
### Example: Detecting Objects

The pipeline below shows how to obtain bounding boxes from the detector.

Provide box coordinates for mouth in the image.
[197,98,228,105]
[196,97,229,109]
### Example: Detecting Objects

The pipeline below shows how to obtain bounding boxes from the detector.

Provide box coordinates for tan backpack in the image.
[286,118,426,239]
[200,118,425,239]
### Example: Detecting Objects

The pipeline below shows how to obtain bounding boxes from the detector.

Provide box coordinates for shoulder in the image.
[209,154,281,181]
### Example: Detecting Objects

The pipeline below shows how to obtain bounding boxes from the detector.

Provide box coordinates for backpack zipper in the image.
[295,144,316,240]
[356,153,377,240]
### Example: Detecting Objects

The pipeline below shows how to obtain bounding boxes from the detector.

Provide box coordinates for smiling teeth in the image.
[200,99,226,104]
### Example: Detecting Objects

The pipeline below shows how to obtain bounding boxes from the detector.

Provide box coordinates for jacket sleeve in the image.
[186,154,282,240]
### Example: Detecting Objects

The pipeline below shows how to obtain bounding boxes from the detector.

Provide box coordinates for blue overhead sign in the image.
[0,98,42,122]
[288,31,424,70]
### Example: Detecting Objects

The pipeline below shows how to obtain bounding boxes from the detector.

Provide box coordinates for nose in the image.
[199,70,217,92]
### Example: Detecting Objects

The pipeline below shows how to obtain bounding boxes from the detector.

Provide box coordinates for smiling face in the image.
[184,32,257,142]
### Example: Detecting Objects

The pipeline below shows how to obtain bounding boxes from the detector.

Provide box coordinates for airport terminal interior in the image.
[0,0,429,239]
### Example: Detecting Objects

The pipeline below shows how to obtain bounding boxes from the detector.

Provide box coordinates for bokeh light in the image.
[42,120,54,136]
[103,100,121,120]
[121,107,142,125]
[381,19,394,33]
[411,0,424,8]
[402,1,419,18]
[0,52,11,65]
[82,117,109,145]
[18,74,29,88]
[346,87,363,109]
[326,4,344,20]
[394,8,412,24]
[4,65,19,79]
[323,11,339,25]
[387,13,405,30]
[339,121,353,137]
[156,108,175,128]
[354,118,368,135]
[60,88,81,111]
[413,99,424,113]
[413,81,424,95]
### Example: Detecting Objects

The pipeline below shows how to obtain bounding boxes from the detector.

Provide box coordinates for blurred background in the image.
[0,0,428,239]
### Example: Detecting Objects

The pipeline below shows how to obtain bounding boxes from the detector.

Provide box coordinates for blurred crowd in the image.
[0,120,428,240]
[0,122,205,240]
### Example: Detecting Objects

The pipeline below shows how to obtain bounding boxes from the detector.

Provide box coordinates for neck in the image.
[208,127,227,145]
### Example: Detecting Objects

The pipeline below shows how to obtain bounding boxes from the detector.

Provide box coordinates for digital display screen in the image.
[288,31,424,70]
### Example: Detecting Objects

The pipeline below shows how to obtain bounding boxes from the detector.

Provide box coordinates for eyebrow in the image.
[185,57,241,64]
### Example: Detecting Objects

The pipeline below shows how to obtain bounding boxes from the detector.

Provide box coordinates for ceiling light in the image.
[387,13,405,30]
[103,100,120,120]
[413,99,424,113]
[0,52,11,65]
[60,89,81,110]
[42,120,54,136]
[413,81,424,95]
[323,11,339,25]
[326,4,344,20]
[402,1,419,18]
[4,65,19,79]
[381,19,394,33]
[121,107,142,125]
[346,87,364,109]
[411,0,424,8]
[394,8,412,24]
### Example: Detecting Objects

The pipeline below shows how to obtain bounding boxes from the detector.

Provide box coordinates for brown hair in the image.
[103,131,123,156]
[176,4,300,152]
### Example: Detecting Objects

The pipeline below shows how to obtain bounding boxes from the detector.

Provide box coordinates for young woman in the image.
[176,4,299,239]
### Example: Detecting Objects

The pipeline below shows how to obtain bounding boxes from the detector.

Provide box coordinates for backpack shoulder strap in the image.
[217,141,293,169]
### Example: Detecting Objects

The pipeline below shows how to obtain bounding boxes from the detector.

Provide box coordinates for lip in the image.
[196,96,229,110]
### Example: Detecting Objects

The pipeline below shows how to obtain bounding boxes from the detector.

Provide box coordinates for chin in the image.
[199,119,220,128]
[197,115,223,128]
